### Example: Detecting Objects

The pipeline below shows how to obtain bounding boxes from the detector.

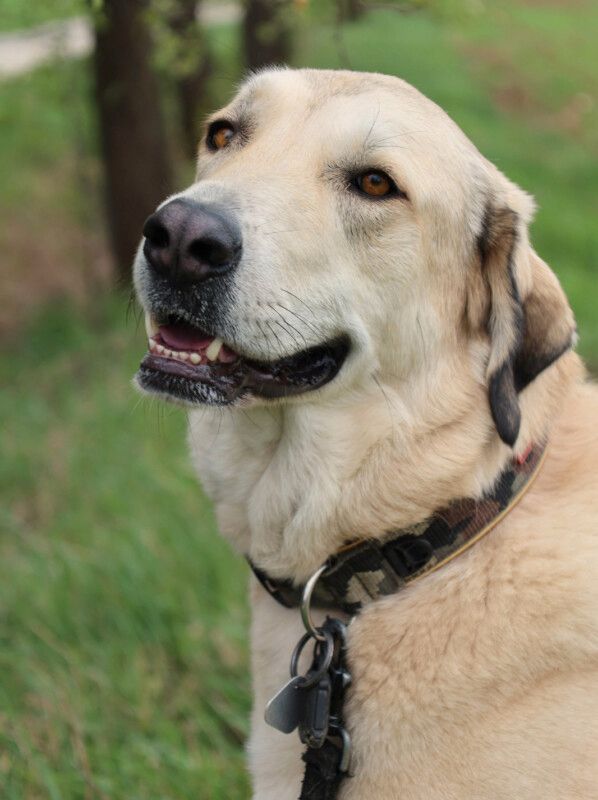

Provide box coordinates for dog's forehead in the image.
[207,68,488,216]
[229,68,471,152]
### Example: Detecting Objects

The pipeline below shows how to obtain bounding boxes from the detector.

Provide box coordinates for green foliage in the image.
[149,0,208,79]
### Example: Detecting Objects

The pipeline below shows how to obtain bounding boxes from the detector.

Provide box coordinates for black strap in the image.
[300,740,346,800]
[299,618,350,800]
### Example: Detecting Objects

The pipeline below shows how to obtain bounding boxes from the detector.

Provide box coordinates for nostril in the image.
[188,237,231,267]
[143,215,170,249]
[141,199,242,281]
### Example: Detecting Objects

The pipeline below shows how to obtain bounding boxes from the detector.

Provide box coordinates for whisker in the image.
[126,291,143,330]
[363,106,381,151]
[274,302,322,339]
[368,129,425,143]
[281,289,317,318]
[365,143,410,151]
[268,304,308,348]
[239,408,265,430]
[271,317,302,351]
[373,374,397,435]
[129,392,146,416]
[266,320,285,357]
[256,319,273,361]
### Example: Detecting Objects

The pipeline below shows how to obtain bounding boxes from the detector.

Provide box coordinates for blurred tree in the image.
[243,0,293,70]
[150,0,213,161]
[338,0,364,21]
[169,0,212,159]
[92,0,173,283]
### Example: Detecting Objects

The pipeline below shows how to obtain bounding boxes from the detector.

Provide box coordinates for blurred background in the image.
[0,0,596,796]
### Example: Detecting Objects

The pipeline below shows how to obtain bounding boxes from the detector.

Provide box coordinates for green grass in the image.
[0,298,250,798]
[0,59,95,214]
[1,4,597,798]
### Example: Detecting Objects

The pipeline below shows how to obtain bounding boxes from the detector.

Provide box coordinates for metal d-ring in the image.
[290,628,334,689]
[300,563,328,641]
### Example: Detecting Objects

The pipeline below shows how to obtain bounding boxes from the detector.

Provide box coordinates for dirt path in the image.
[0,3,241,80]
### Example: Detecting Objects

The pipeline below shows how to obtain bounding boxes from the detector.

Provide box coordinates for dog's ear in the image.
[469,201,576,447]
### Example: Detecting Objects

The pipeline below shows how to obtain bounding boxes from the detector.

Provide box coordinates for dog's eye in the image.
[207,121,236,151]
[353,170,399,198]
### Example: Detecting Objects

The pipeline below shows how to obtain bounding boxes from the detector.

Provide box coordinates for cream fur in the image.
[135,68,598,798]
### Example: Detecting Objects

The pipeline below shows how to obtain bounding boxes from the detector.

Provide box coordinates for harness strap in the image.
[300,740,346,800]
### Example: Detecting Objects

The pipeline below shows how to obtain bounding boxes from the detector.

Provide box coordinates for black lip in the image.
[136,337,350,405]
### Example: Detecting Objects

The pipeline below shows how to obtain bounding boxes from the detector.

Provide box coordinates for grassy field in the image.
[1,3,597,798]
[0,299,251,798]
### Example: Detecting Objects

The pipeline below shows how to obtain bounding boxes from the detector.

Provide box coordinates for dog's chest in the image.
[187,403,380,570]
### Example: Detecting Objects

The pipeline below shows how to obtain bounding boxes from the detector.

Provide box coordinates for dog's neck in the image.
[188,350,581,582]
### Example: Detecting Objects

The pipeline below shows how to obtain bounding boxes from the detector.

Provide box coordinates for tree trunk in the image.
[168,0,213,160]
[92,0,172,284]
[242,0,293,71]
[342,0,364,21]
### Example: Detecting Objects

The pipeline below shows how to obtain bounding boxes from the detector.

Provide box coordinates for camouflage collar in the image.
[249,442,548,615]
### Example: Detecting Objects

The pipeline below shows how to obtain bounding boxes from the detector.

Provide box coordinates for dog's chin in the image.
[135,329,351,407]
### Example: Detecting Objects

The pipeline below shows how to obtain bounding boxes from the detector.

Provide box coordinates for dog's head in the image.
[134,68,575,446]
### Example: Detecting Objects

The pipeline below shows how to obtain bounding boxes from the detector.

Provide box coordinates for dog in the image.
[134,68,598,799]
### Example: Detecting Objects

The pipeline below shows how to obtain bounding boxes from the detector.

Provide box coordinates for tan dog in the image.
[134,68,598,799]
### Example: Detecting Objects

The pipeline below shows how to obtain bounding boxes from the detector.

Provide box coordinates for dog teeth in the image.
[149,341,203,364]
[206,337,224,362]
[147,334,227,367]
[144,313,159,339]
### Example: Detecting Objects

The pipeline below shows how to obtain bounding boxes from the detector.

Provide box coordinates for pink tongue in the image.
[158,324,213,352]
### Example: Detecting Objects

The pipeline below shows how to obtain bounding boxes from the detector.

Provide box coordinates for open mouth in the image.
[136,314,350,405]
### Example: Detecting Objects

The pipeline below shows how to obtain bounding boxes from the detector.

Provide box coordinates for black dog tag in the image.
[298,672,332,749]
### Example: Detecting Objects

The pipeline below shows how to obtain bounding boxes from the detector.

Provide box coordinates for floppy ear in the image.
[472,203,576,447]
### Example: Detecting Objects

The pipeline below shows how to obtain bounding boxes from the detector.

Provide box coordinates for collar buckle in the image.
[382,535,434,578]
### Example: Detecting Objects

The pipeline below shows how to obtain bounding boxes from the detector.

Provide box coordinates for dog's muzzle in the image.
[135,199,350,406]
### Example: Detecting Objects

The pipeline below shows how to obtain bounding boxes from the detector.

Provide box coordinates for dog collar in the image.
[249,441,547,615]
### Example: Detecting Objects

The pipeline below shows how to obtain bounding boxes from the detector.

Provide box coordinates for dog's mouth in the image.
[136,314,350,406]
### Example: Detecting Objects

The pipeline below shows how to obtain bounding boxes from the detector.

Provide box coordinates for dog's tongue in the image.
[159,323,213,352]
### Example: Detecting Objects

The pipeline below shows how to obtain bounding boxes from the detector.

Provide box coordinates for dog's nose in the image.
[142,199,242,283]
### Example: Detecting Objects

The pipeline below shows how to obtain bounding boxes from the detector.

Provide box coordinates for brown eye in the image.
[355,170,396,197]
[207,121,236,151]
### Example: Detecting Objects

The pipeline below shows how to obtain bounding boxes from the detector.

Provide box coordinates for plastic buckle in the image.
[382,535,434,578]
